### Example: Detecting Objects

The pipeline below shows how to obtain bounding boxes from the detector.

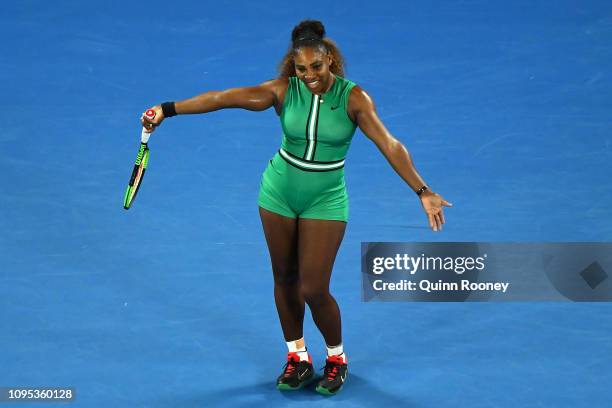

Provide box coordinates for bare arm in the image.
[349,86,452,231]
[349,86,428,192]
[175,78,286,113]
[141,78,287,128]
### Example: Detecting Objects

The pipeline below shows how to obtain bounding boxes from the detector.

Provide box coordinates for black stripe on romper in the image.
[279,149,344,172]
[303,94,315,159]
[311,100,320,160]
[281,158,344,172]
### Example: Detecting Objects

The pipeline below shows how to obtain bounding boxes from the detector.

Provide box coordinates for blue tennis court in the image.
[1,1,611,406]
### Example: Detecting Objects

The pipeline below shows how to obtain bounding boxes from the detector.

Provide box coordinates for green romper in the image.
[258,75,357,221]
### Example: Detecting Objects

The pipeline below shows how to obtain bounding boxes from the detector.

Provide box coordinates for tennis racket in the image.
[123,109,156,209]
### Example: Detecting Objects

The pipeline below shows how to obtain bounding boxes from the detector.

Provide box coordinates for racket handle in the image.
[141,109,156,143]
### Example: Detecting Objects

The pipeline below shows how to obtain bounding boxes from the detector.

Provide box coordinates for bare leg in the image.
[259,207,304,341]
[297,218,346,346]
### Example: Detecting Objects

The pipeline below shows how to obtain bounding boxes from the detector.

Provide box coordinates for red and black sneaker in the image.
[276,352,315,391]
[315,355,348,395]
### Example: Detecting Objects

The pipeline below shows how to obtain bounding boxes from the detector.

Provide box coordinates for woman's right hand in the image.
[141,105,165,133]
[419,190,452,232]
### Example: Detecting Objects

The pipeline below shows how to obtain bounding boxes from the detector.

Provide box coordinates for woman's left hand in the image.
[419,190,452,232]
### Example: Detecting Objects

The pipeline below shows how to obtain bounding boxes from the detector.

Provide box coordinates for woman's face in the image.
[293,46,333,94]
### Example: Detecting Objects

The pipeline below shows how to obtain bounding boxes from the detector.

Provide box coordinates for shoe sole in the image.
[276,375,315,391]
[315,384,343,396]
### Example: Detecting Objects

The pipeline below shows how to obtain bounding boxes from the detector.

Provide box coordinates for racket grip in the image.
[141,109,157,143]
[141,128,152,144]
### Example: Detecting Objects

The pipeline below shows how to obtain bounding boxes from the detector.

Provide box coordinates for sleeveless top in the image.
[279,75,357,171]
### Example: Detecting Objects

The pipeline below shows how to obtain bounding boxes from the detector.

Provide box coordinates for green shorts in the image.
[258,151,349,222]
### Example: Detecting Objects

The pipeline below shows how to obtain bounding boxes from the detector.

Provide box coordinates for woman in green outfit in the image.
[142,20,452,395]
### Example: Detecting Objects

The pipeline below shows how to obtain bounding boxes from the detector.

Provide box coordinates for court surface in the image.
[1,1,611,407]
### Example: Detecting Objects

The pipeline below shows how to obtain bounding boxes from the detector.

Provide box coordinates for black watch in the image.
[416,185,428,196]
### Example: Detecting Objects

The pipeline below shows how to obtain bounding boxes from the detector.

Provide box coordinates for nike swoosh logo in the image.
[330,105,340,110]
[298,369,310,380]
[340,373,346,382]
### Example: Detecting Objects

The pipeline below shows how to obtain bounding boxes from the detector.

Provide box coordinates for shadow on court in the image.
[152,373,415,407]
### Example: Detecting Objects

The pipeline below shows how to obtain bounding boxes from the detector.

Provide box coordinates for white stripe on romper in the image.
[279,149,344,170]
[305,94,320,161]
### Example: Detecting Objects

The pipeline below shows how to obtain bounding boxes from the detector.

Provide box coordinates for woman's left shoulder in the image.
[348,85,374,109]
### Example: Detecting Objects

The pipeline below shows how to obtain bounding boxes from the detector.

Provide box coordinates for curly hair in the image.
[278,20,345,78]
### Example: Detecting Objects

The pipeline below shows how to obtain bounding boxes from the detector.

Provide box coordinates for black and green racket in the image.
[123,109,156,209]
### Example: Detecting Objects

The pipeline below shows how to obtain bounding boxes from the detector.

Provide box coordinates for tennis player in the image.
[141,20,451,395]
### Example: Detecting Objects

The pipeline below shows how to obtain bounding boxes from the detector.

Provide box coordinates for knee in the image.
[273,264,299,286]
[300,283,329,307]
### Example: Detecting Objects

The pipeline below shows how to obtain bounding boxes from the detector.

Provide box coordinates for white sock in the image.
[286,338,310,362]
[326,343,347,363]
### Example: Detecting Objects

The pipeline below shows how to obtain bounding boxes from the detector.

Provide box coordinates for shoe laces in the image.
[323,355,344,381]
[282,352,301,377]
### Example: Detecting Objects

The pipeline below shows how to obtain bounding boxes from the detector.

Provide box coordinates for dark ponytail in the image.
[278,20,345,78]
